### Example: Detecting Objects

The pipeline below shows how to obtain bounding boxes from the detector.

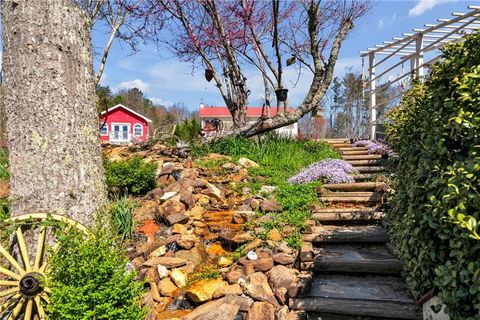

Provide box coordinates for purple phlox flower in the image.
[288,159,357,185]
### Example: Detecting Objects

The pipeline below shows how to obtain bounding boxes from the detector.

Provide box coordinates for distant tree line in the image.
[96,85,198,132]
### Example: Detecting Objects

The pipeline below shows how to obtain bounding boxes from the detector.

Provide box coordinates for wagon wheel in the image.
[0,213,90,319]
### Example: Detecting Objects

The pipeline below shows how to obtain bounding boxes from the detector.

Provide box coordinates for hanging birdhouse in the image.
[275,88,288,102]
[205,69,214,82]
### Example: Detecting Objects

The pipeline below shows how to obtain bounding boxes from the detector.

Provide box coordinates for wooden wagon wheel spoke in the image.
[33,227,46,271]
[23,299,33,320]
[0,293,21,314]
[0,268,22,281]
[0,287,19,298]
[0,244,26,275]
[33,296,46,319]
[10,296,25,319]
[15,227,31,272]
[0,280,19,287]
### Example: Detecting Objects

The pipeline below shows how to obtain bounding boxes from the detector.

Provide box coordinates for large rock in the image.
[240,272,279,307]
[186,278,228,303]
[238,157,260,168]
[166,212,189,225]
[212,283,243,298]
[260,200,283,213]
[176,235,197,249]
[272,253,296,265]
[246,302,275,320]
[182,296,239,320]
[225,265,246,284]
[143,257,187,268]
[160,199,186,217]
[170,268,188,288]
[268,265,299,293]
[157,278,178,297]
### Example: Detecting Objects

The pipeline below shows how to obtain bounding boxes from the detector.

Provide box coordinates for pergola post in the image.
[369,52,376,140]
[415,35,424,79]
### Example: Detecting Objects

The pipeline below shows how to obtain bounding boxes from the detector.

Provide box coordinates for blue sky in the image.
[93,0,480,111]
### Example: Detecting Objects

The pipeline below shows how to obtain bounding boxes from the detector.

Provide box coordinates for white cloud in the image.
[378,19,385,29]
[150,97,174,107]
[408,0,453,17]
[115,79,150,93]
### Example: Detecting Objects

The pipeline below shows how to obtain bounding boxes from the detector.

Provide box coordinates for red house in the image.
[99,104,152,144]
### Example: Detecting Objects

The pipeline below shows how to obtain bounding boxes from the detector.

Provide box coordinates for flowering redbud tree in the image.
[143,0,370,137]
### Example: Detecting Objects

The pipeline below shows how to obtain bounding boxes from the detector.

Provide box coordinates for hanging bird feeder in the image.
[275,88,288,102]
[205,69,214,82]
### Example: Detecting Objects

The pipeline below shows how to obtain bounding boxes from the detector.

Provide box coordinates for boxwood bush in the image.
[47,229,146,320]
[104,156,157,195]
[386,33,480,319]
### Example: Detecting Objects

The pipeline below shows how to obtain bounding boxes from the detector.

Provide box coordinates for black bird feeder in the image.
[275,88,288,102]
[205,69,214,82]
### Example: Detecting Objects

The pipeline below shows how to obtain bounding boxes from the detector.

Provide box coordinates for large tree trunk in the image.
[2,0,107,226]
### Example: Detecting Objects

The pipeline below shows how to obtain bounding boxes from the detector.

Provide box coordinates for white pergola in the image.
[360,5,480,140]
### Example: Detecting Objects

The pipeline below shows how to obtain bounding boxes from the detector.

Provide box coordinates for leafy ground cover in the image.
[194,135,339,248]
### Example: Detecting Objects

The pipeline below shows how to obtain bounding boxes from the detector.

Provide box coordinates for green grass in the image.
[108,196,136,240]
[193,134,338,249]
[0,148,9,181]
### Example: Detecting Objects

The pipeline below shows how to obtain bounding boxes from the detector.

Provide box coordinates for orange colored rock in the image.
[206,242,227,257]
[139,220,159,243]
[186,278,227,303]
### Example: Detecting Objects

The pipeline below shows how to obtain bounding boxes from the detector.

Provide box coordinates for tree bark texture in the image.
[2,0,107,226]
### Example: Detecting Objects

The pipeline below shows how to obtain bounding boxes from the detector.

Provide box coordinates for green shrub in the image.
[174,118,201,143]
[109,196,136,239]
[385,33,480,319]
[47,229,146,320]
[104,157,157,195]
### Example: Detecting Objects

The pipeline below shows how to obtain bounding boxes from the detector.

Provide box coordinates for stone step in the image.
[342,154,382,160]
[347,159,382,166]
[304,225,388,243]
[341,150,369,155]
[323,182,387,192]
[301,244,403,274]
[355,166,386,173]
[290,275,421,319]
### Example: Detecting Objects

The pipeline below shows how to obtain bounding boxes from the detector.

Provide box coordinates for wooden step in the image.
[313,210,385,222]
[330,143,353,148]
[320,192,382,203]
[338,147,367,152]
[351,174,375,181]
[302,244,403,274]
[323,182,387,192]
[290,275,421,319]
[320,191,375,197]
[341,150,369,155]
[355,166,386,173]
[347,160,381,166]
[342,154,382,160]
[304,225,388,243]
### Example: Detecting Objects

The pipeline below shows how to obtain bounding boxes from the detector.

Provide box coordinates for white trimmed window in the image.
[100,124,108,136]
[133,124,143,137]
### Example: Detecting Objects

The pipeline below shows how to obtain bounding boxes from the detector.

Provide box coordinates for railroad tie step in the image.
[322,182,387,192]
[301,244,403,274]
[290,274,421,319]
[347,159,382,166]
[303,225,388,243]
[341,150,369,155]
[341,154,382,160]
[319,191,383,203]
[354,166,386,173]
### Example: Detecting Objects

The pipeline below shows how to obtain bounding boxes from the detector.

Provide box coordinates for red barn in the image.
[99,104,152,144]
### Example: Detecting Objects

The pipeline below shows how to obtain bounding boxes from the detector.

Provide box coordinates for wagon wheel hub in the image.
[19,272,45,297]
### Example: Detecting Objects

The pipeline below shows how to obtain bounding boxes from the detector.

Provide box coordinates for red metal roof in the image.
[199,106,295,118]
